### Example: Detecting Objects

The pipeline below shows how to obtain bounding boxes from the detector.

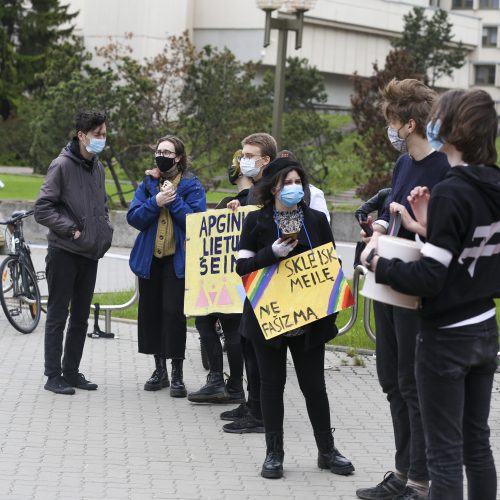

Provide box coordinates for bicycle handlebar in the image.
[0,209,35,225]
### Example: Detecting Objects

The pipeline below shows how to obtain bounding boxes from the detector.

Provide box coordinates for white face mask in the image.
[239,157,261,178]
[387,126,408,153]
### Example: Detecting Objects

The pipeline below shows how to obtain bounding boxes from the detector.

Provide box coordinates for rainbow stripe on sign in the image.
[327,268,354,314]
[242,263,279,309]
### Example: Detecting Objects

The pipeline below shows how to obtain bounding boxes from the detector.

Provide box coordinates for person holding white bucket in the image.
[355,79,450,500]
[361,89,500,500]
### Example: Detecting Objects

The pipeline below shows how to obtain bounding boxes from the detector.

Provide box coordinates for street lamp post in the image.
[256,0,316,149]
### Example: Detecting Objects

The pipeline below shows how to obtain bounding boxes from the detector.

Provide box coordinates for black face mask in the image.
[155,155,177,173]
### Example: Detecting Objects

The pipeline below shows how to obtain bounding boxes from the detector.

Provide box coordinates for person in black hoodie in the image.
[361,88,500,500]
[236,159,354,479]
[35,111,113,395]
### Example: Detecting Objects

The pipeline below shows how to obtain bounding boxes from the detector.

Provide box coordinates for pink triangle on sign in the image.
[208,291,217,304]
[217,285,233,306]
[196,287,209,308]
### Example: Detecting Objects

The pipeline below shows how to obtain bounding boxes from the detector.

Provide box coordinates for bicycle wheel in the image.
[0,256,41,334]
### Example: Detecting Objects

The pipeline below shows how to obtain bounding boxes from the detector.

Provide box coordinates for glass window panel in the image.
[479,0,500,8]
[452,0,473,8]
[475,65,496,85]
[482,27,498,47]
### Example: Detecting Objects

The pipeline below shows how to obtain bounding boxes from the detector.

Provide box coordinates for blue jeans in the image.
[416,316,498,500]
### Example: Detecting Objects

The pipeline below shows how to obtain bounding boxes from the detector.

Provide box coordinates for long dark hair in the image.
[155,135,191,174]
[254,166,309,206]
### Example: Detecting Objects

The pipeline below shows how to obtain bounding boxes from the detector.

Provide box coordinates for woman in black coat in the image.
[236,159,354,479]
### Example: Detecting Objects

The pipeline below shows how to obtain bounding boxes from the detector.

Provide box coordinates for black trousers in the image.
[241,336,262,419]
[374,302,428,481]
[253,334,331,434]
[138,256,186,359]
[44,247,98,378]
[195,313,243,378]
[416,318,498,500]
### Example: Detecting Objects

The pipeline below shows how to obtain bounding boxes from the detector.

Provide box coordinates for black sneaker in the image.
[64,373,98,390]
[220,403,249,421]
[393,486,428,500]
[356,472,407,499]
[225,378,245,405]
[222,413,265,434]
[44,375,75,395]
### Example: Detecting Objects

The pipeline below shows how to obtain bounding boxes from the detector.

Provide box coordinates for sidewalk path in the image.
[0,314,499,500]
[1,246,499,499]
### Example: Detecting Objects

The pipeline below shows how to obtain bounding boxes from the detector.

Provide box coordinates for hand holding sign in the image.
[242,242,354,340]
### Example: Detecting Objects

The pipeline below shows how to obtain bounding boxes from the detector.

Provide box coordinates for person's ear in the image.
[261,155,270,166]
[407,118,417,134]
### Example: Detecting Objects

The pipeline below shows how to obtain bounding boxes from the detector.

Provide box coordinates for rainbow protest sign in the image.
[242,242,354,340]
[184,206,258,315]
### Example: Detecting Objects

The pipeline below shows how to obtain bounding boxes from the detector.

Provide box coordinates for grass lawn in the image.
[92,288,376,349]
[0,172,233,206]
[93,291,500,353]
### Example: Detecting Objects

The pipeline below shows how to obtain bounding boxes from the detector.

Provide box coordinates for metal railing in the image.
[337,264,375,342]
[35,246,373,341]
[36,247,139,336]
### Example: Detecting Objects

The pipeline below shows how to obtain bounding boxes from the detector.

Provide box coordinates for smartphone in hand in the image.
[356,214,373,237]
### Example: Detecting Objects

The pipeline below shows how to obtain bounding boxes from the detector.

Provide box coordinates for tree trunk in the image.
[108,144,138,190]
[104,157,128,208]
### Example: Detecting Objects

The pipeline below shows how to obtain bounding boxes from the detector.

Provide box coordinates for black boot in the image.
[261,431,284,479]
[144,355,169,391]
[170,359,187,398]
[225,376,245,404]
[187,372,226,403]
[315,428,354,476]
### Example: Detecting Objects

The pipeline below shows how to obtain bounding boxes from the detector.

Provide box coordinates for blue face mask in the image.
[426,119,444,151]
[85,137,106,154]
[279,184,304,207]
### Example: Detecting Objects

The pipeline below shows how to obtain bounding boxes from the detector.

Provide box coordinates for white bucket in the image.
[360,236,422,310]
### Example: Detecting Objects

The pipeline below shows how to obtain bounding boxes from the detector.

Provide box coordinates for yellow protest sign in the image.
[184,206,258,315]
[242,242,354,340]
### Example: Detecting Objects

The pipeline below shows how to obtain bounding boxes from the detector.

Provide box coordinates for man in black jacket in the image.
[35,111,113,395]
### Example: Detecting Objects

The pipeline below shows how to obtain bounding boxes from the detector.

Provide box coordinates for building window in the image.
[475,65,496,85]
[482,27,498,47]
[479,0,500,8]
[452,0,473,8]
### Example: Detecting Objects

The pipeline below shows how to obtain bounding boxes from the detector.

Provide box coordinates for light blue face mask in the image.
[279,184,304,207]
[85,137,106,154]
[426,119,444,151]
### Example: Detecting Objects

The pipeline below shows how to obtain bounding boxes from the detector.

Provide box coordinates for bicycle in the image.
[0,210,43,334]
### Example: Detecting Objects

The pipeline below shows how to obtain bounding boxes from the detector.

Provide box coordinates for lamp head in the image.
[284,0,317,12]
[256,0,285,10]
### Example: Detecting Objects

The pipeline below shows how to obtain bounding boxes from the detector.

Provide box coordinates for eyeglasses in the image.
[238,154,262,161]
[155,149,176,158]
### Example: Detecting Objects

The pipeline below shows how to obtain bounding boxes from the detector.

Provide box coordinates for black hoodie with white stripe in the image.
[375,164,500,328]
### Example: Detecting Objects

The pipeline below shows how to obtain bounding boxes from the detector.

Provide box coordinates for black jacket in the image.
[376,165,500,328]
[35,140,113,260]
[236,202,338,349]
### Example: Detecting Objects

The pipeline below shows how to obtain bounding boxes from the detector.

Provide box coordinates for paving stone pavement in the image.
[1,247,499,499]
[1,316,499,500]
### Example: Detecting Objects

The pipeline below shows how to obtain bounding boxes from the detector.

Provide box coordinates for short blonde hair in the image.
[241,133,277,161]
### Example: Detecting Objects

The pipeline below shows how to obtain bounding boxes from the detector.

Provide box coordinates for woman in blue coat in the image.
[127,135,206,397]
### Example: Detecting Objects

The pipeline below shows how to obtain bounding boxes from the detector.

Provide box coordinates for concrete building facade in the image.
[66,0,496,109]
